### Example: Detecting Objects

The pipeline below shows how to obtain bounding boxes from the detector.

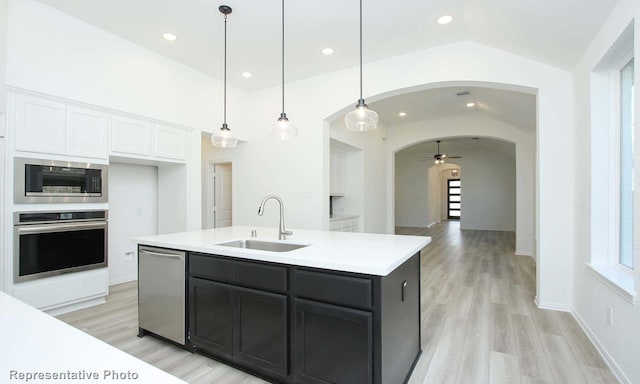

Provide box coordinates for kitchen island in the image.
[135,226,430,384]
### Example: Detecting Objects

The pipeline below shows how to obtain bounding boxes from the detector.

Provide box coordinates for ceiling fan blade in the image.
[447,156,462,159]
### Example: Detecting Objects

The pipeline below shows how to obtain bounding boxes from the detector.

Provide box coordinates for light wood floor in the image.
[57,222,618,384]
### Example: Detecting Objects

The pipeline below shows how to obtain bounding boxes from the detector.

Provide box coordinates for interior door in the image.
[214,163,233,228]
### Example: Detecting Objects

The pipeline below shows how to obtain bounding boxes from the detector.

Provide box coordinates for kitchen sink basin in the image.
[216,239,308,252]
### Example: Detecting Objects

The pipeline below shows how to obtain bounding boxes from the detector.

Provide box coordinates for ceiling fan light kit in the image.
[211,5,239,148]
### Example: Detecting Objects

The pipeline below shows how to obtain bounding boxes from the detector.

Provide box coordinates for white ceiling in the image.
[36,0,617,92]
[400,137,516,161]
[370,86,536,131]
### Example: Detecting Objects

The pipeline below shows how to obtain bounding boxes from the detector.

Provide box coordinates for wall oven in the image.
[14,157,108,203]
[14,210,108,283]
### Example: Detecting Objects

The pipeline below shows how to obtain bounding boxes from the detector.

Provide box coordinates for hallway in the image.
[400,222,616,384]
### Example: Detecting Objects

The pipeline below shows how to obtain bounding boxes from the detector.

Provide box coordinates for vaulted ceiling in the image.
[37,0,617,92]
[34,0,613,132]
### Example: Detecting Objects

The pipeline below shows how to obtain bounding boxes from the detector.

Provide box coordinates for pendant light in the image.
[211,5,238,148]
[345,0,378,132]
[271,0,297,140]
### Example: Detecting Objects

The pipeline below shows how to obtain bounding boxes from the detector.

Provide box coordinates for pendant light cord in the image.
[223,13,228,125]
[281,0,285,115]
[359,0,363,101]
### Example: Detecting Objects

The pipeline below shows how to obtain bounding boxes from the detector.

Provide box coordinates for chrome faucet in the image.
[258,195,293,240]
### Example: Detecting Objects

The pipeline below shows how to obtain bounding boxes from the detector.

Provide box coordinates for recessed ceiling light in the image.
[322,48,334,55]
[241,72,253,78]
[162,32,177,41]
[466,102,476,108]
[436,15,453,25]
[398,112,407,117]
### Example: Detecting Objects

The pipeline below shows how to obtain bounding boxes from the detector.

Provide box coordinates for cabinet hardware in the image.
[401,280,408,302]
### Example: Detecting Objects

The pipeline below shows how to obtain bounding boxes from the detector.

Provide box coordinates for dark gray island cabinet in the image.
[187,251,421,384]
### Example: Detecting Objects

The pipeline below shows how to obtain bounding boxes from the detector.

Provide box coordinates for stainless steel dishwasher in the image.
[138,246,186,345]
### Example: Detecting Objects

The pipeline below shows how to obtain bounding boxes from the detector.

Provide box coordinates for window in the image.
[448,179,461,219]
[619,58,634,269]
[588,23,636,302]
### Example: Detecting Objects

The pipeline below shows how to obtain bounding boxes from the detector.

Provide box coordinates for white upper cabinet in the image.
[155,124,187,161]
[110,115,154,157]
[14,94,67,155]
[67,106,108,159]
[10,91,189,163]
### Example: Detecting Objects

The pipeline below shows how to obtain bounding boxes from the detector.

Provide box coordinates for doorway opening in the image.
[206,162,233,229]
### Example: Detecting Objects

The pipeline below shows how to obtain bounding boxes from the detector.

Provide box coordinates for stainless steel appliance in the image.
[14,157,108,203]
[138,246,186,345]
[14,210,108,283]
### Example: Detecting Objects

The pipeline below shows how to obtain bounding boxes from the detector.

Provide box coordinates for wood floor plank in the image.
[580,365,619,384]
[489,351,521,384]
[490,303,516,354]
[512,314,554,382]
[423,317,467,384]
[552,311,609,370]
[540,333,587,384]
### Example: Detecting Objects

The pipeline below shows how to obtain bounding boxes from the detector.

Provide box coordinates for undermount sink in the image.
[216,239,309,252]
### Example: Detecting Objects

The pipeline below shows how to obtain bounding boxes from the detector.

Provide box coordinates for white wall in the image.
[459,148,516,231]
[573,0,640,382]
[395,152,429,227]
[108,163,158,285]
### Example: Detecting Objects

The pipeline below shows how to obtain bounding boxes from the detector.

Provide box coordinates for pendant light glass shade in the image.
[345,0,377,132]
[271,113,297,140]
[273,0,297,140]
[345,99,379,132]
[211,123,238,148]
[212,5,238,148]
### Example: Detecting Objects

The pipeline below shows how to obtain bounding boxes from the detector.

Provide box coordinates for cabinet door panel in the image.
[233,287,288,377]
[155,124,187,161]
[14,94,66,155]
[67,106,108,159]
[189,277,233,357]
[110,115,153,156]
[294,299,372,384]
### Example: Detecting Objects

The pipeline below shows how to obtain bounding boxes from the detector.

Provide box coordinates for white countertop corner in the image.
[0,292,186,384]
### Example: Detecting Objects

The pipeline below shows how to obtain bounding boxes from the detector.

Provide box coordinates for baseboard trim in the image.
[44,296,106,317]
[427,221,439,228]
[571,309,631,384]
[515,249,533,257]
[109,276,138,286]
[535,298,571,312]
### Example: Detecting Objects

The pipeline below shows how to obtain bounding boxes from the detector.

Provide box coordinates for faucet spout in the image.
[257,195,292,240]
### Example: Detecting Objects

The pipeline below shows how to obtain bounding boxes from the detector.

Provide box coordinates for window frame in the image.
[608,52,634,273]
[587,25,637,304]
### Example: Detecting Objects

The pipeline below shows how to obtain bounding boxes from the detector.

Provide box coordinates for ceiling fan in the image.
[420,140,462,164]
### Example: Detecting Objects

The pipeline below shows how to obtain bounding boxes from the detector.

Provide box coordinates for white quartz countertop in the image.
[0,292,186,384]
[135,226,431,276]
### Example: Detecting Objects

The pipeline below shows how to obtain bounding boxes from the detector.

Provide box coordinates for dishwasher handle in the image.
[139,247,185,260]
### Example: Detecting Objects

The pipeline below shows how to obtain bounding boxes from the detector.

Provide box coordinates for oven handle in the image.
[16,221,107,235]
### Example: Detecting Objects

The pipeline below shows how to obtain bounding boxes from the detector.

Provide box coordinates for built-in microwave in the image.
[14,157,108,203]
